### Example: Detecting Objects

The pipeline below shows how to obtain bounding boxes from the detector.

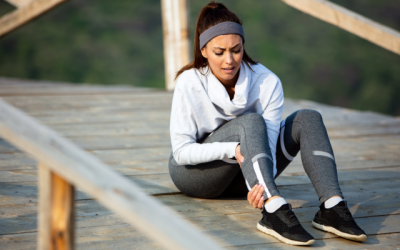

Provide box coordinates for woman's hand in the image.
[235,144,244,167]
[247,184,265,210]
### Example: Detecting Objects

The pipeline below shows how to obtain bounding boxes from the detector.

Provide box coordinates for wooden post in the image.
[280,0,400,55]
[38,163,75,250]
[161,0,190,91]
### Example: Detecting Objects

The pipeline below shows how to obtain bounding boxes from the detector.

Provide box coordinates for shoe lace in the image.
[335,205,353,221]
[283,209,300,226]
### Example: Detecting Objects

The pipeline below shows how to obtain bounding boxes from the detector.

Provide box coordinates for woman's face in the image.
[201,34,243,86]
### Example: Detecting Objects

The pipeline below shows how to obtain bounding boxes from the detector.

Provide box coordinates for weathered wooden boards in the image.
[0,77,156,96]
[2,83,399,139]
[0,78,399,249]
[1,133,399,175]
[2,227,400,250]
[1,175,400,248]
[280,0,400,55]
[0,87,222,249]
[1,166,400,207]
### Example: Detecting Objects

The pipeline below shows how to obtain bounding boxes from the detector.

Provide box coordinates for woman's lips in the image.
[222,66,235,74]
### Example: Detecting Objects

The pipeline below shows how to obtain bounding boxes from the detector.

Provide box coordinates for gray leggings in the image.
[168,109,343,203]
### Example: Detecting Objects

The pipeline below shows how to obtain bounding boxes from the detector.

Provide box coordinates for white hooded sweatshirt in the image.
[170,61,284,169]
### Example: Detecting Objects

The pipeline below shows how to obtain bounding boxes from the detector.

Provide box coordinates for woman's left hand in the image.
[247,184,265,210]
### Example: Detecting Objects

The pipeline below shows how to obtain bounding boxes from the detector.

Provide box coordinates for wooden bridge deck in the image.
[0,77,399,249]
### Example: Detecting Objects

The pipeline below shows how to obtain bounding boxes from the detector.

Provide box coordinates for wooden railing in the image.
[0,97,222,250]
[0,0,69,38]
[280,0,400,55]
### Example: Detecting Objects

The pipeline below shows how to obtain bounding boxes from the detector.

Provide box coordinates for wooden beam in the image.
[4,0,34,8]
[280,0,400,55]
[161,0,190,91]
[0,0,69,38]
[38,163,75,250]
[0,98,222,250]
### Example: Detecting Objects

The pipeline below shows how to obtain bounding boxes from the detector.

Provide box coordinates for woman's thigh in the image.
[168,153,245,198]
[168,114,267,198]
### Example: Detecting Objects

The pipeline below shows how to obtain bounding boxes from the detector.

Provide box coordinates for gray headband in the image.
[199,21,245,49]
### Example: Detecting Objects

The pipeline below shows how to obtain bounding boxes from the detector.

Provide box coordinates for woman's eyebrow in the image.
[213,43,241,50]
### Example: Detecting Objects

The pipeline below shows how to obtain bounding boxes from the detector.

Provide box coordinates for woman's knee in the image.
[295,109,323,124]
[241,112,264,121]
[238,113,266,129]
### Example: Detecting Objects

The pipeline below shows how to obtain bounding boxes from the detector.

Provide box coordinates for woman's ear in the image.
[201,47,208,58]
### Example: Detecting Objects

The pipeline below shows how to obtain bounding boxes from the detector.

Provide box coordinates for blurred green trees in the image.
[0,0,399,115]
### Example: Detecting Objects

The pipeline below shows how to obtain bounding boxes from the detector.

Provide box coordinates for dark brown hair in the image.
[174,1,257,80]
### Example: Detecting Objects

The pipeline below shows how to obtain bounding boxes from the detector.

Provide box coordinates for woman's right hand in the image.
[247,184,265,210]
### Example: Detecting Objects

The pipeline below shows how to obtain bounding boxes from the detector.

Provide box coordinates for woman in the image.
[168,1,366,246]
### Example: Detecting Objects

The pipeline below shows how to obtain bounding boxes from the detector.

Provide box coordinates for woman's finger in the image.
[249,185,259,206]
[247,185,257,203]
[250,185,258,203]
[253,186,264,208]
[251,185,262,208]
[258,196,264,210]
[252,185,260,202]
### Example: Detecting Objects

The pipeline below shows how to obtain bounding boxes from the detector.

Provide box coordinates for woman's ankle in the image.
[264,195,282,205]
[264,196,287,213]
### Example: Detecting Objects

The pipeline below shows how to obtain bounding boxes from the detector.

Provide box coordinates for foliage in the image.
[0,0,399,115]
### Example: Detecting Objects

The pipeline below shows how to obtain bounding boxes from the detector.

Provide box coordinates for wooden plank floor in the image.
[0,76,399,249]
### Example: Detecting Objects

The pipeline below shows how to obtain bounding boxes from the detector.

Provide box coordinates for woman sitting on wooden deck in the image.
[168,1,366,246]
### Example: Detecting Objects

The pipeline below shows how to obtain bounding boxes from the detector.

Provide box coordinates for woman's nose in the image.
[225,52,233,64]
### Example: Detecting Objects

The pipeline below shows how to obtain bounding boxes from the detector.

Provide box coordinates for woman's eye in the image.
[214,49,241,56]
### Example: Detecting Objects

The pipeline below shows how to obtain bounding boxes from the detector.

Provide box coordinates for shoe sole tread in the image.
[257,223,315,246]
[312,220,367,242]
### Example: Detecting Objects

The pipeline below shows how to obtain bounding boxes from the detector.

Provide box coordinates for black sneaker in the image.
[312,201,367,242]
[257,204,315,245]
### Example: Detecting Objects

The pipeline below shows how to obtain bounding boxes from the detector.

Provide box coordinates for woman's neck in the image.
[212,68,240,100]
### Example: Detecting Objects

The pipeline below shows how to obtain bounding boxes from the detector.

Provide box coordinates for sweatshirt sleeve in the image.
[261,75,284,177]
[170,87,239,166]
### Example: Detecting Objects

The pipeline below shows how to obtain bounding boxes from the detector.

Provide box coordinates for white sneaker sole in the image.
[257,223,315,246]
[312,220,367,242]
